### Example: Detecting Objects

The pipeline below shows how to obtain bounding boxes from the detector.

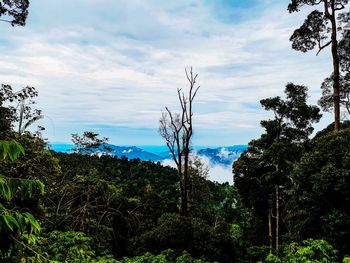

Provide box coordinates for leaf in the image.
[16,213,26,232]
[0,176,10,200]
[0,140,25,161]
[24,212,41,232]
[2,214,19,232]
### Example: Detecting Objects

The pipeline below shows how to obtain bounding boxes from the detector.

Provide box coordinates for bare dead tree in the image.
[159,67,199,217]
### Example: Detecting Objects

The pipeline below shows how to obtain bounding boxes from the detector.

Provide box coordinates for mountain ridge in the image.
[50,144,247,167]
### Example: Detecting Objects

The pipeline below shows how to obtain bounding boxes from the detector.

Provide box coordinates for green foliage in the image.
[37,231,95,262]
[259,239,338,263]
[263,253,281,263]
[233,84,321,253]
[343,257,350,263]
[283,239,338,263]
[0,140,24,161]
[133,213,236,262]
[115,249,213,263]
[286,129,350,255]
[187,156,213,220]
[0,140,43,258]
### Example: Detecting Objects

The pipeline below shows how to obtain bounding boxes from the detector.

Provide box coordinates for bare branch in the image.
[159,67,200,216]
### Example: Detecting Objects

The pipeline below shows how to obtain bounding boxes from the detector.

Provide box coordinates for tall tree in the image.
[0,0,29,26]
[319,31,350,116]
[159,67,199,217]
[233,83,321,254]
[288,0,350,131]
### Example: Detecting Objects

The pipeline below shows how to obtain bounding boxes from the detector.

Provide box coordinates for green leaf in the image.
[24,212,41,232]
[16,213,26,232]
[0,140,25,161]
[2,214,19,232]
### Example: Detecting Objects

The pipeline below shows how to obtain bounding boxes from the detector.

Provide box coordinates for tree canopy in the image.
[0,0,29,26]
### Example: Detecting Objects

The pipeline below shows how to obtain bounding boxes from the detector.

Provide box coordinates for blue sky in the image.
[0,0,334,146]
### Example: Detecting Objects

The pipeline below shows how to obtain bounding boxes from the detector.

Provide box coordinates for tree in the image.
[319,31,350,117]
[286,129,350,257]
[0,0,29,26]
[0,85,43,137]
[233,83,321,255]
[71,131,110,155]
[288,0,350,131]
[187,156,212,220]
[159,67,199,217]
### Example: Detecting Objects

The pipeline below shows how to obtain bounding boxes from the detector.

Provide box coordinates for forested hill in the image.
[2,0,350,262]
[45,151,239,262]
[50,144,248,166]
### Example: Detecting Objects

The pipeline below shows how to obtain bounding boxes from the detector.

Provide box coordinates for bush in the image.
[132,213,235,262]
[37,231,95,262]
[260,239,338,263]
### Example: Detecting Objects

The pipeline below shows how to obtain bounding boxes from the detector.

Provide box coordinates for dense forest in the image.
[1,0,350,262]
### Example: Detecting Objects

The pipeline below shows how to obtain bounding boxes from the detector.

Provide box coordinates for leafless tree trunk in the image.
[159,67,200,217]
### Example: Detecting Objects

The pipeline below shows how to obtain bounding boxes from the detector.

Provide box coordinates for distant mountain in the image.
[50,144,247,167]
[102,144,160,161]
[197,146,248,166]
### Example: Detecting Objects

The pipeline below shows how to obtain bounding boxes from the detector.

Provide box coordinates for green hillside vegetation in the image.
[1,80,350,263]
[1,0,350,262]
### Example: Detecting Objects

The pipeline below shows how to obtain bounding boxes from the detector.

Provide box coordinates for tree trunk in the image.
[182,148,189,217]
[330,1,341,131]
[179,171,186,216]
[268,209,273,254]
[275,185,279,255]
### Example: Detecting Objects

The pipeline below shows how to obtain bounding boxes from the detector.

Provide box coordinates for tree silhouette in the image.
[159,68,199,217]
[319,31,350,117]
[71,131,110,155]
[0,0,29,26]
[288,0,350,131]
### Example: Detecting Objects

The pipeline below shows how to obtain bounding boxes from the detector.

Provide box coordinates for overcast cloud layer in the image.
[0,0,334,145]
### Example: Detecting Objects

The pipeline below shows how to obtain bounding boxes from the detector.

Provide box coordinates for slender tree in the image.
[159,67,199,217]
[288,0,350,131]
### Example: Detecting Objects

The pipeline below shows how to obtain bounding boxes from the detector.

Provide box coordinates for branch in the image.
[0,19,12,23]
[316,40,332,55]
[334,3,345,11]
[324,0,332,19]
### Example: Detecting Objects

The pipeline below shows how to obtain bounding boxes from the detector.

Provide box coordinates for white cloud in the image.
[0,0,333,144]
[161,154,233,185]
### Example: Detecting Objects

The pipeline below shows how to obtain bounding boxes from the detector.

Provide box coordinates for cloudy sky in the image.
[0,0,334,146]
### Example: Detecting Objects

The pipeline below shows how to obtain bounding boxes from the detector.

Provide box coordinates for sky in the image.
[0,0,335,146]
